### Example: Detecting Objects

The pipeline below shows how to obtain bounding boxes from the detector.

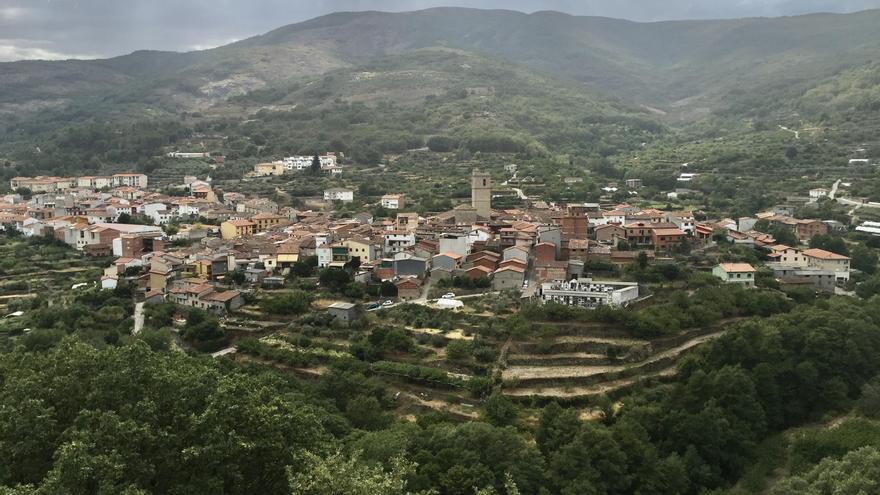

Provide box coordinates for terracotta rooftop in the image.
[718,263,757,273]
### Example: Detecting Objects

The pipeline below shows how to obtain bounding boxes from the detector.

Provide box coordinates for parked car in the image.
[366,303,380,310]
[382,300,394,307]
[441,293,456,299]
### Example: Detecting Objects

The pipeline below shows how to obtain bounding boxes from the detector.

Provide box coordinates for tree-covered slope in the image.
[4,8,880,119]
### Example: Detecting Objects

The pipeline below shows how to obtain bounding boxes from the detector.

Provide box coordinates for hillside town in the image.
[1,165,865,318]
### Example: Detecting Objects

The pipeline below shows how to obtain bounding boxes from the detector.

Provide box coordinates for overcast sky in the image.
[1,0,879,62]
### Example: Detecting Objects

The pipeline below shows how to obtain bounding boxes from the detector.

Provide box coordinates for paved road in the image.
[132,301,145,335]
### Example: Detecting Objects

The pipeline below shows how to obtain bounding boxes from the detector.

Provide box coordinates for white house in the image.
[381,194,405,210]
[666,211,695,235]
[712,263,756,288]
[284,154,338,172]
[384,232,416,255]
[111,173,148,188]
[167,152,210,158]
[539,278,639,308]
[809,188,829,200]
[323,188,354,202]
[438,233,470,257]
[141,203,174,225]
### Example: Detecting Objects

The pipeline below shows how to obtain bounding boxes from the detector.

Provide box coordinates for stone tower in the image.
[471,169,492,217]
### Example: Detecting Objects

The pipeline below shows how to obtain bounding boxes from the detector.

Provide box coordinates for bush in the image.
[260,290,312,315]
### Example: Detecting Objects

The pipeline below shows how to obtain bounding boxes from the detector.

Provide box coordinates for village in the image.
[1,159,865,323]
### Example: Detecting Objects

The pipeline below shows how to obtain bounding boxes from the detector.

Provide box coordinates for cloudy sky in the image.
[1,0,879,62]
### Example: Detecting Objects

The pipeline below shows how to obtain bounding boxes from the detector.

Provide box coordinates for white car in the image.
[382,300,394,307]
[441,293,456,299]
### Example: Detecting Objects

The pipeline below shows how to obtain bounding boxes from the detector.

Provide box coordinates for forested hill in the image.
[3,8,880,119]
[2,8,880,176]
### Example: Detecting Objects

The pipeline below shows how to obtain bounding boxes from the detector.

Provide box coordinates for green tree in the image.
[852,245,878,274]
[345,396,392,431]
[858,378,880,418]
[260,291,312,315]
[483,392,517,427]
[445,340,472,363]
[536,402,581,456]
[289,451,414,495]
[809,235,849,256]
[771,447,880,495]
[0,341,334,494]
[319,268,352,292]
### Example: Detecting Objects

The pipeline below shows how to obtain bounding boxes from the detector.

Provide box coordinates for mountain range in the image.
[2,7,880,169]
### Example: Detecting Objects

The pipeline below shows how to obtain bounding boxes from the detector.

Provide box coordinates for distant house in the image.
[327,302,360,326]
[220,219,256,240]
[665,211,695,235]
[802,248,851,281]
[254,162,285,176]
[809,188,829,200]
[539,278,639,308]
[438,233,469,257]
[492,266,525,291]
[503,246,529,263]
[596,224,626,244]
[381,194,405,210]
[244,268,268,284]
[353,212,374,225]
[471,255,498,271]
[111,173,148,188]
[712,263,756,288]
[432,253,463,271]
[396,278,422,301]
[464,266,493,280]
[168,151,211,159]
[393,256,428,278]
[795,220,828,242]
[100,275,118,290]
[251,212,285,232]
[324,188,354,202]
[625,179,643,189]
[651,228,686,252]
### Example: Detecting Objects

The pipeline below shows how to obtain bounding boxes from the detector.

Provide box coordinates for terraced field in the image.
[0,238,109,315]
[502,322,737,399]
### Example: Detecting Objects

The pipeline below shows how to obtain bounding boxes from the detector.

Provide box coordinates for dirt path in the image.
[829,179,842,200]
[132,301,145,335]
[778,125,800,140]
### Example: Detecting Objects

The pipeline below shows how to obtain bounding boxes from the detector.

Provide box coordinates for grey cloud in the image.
[1,0,879,61]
